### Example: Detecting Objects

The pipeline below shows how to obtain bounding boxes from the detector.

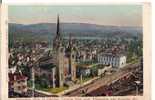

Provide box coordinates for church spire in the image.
[53,15,62,50]
[56,15,60,36]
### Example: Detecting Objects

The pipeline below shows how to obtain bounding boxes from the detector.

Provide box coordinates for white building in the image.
[97,53,126,68]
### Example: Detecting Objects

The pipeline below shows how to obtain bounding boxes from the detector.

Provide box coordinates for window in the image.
[22,85,26,89]
[21,80,25,83]
[18,86,21,90]
[113,62,115,66]
[17,81,20,84]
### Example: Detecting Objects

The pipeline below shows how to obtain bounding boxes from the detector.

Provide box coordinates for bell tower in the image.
[67,34,76,80]
[53,15,64,87]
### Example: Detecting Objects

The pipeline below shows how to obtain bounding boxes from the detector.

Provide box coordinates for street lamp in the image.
[135,80,141,96]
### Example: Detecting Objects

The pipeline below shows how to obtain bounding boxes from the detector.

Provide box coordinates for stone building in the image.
[34,15,76,88]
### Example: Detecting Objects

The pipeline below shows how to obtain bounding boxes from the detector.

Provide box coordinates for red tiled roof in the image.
[9,73,27,82]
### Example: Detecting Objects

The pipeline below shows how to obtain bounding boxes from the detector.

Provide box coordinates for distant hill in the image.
[9,23,142,40]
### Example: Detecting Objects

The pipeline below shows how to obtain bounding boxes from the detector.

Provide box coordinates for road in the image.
[64,62,140,96]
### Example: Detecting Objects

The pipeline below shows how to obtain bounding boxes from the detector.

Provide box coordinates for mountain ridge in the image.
[9,23,142,40]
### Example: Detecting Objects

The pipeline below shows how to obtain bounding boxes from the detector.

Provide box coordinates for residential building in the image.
[9,71,28,94]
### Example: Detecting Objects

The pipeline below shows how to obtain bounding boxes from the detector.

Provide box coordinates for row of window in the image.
[17,85,27,90]
[98,60,119,67]
[98,56,119,62]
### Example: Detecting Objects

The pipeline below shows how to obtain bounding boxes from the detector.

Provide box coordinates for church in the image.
[34,15,76,88]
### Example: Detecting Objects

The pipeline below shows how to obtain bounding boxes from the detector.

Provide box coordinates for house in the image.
[9,72,28,94]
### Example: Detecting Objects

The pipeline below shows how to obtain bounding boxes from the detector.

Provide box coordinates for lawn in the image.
[42,86,68,94]
[31,82,68,94]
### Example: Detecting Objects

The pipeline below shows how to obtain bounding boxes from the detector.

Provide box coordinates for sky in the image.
[9,5,142,27]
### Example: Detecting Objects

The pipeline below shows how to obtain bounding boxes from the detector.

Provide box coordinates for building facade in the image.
[97,53,126,68]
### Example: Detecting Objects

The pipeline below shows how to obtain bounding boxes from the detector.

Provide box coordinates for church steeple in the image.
[56,15,60,37]
[53,15,62,50]
[52,15,64,87]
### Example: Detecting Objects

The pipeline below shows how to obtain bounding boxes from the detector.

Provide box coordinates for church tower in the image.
[67,34,76,81]
[53,15,64,87]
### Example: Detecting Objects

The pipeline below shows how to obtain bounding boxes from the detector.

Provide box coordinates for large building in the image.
[97,53,126,68]
[34,15,76,88]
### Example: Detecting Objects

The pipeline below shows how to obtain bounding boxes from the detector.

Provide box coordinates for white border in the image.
[0,2,152,100]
